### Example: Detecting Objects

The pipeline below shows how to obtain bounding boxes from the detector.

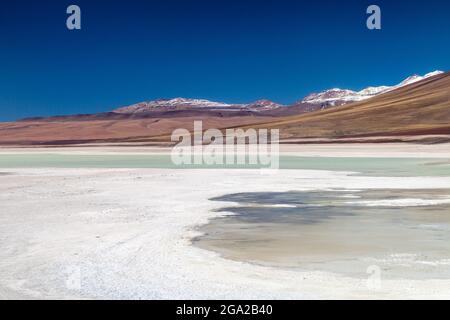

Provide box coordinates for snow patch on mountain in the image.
[114,98,235,113]
[244,99,283,111]
[114,98,283,114]
[302,70,444,105]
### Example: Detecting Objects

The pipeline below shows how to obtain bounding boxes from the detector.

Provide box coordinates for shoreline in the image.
[1,142,450,158]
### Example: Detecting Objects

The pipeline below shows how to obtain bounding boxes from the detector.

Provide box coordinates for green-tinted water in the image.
[0,153,449,176]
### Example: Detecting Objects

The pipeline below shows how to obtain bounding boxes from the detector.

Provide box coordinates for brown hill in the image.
[244,71,450,142]
[0,114,270,146]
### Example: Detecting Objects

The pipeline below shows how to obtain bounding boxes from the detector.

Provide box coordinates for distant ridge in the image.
[16,70,445,120]
[113,98,283,114]
[112,71,444,114]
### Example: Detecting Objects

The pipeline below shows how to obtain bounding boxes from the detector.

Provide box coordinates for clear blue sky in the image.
[0,0,449,120]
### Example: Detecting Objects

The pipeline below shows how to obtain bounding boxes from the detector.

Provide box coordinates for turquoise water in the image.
[0,153,449,176]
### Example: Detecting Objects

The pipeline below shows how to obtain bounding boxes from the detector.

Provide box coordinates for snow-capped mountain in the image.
[395,71,443,87]
[114,98,235,113]
[114,98,283,114]
[302,88,364,105]
[301,71,444,106]
[112,71,444,114]
[244,99,283,111]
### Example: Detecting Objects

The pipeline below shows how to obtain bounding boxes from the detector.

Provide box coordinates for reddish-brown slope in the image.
[245,72,450,140]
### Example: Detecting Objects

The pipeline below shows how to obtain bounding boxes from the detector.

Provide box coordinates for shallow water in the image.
[194,189,450,280]
[0,154,449,176]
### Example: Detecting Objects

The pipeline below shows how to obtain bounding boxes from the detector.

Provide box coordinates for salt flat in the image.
[1,158,450,299]
[1,143,450,158]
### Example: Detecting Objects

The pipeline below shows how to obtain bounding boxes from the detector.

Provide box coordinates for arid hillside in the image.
[245,72,450,143]
[0,114,271,146]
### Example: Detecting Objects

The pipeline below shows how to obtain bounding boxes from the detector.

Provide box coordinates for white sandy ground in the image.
[1,166,450,299]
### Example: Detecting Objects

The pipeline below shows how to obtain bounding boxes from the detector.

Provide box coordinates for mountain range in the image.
[0,70,448,145]
[113,98,283,114]
[109,70,444,115]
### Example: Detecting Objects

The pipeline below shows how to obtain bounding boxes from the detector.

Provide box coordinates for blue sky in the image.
[0,0,449,120]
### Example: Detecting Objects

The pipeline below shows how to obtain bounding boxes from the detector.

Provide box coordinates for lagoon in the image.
[0,153,449,177]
